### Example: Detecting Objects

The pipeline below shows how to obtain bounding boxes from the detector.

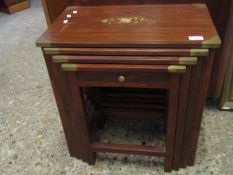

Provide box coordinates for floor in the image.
[0,0,233,175]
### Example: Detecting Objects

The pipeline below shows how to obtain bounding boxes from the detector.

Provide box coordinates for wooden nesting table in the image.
[36,4,221,172]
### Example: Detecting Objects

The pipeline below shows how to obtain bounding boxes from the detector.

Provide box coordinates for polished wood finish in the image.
[42,53,80,157]
[37,5,220,49]
[44,48,209,56]
[61,64,185,89]
[186,50,215,165]
[176,51,216,167]
[173,66,191,170]
[41,0,232,98]
[68,72,96,164]
[37,4,221,172]
[61,64,186,73]
[164,75,180,171]
[53,55,197,65]
[60,61,185,171]
[180,58,203,167]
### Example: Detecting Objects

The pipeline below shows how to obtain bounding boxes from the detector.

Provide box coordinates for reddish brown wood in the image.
[104,97,165,104]
[91,142,166,157]
[42,53,80,157]
[102,102,165,110]
[41,0,231,97]
[103,95,165,104]
[172,66,191,170]
[101,89,166,106]
[37,4,221,171]
[181,59,202,167]
[53,55,196,65]
[187,50,215,165]
[164,75,180,172]
[67,72,96,164]
[37,5,220,49]
[62,63,181,72]
[44,48,208,56]
[78,81,171,89]
[103,108,165,119]
[61,64,173,88]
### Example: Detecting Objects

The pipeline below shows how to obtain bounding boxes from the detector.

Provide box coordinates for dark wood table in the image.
[36,4,221,171]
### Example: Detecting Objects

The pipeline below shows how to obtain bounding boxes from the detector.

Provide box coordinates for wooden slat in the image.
[103,96,166,104]
[101,87,166,92]
[103,108,164,119]
[102,102,165,110]
[102,91,165,96]
[91,142,166,157]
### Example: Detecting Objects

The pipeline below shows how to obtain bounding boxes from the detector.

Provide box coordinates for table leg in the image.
[67,72,96,164]
[164,75,180,172]
[172,67,191,170]
[181,59,203,167]
[187,50,215,166]
[43,53,80,157]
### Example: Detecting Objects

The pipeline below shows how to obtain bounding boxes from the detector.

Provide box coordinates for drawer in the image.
[61,64,186,88]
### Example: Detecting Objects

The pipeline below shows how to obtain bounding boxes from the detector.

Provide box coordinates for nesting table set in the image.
[36,4,221,172]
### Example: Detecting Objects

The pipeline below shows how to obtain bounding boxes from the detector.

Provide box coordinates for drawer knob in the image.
[118,75,126,82]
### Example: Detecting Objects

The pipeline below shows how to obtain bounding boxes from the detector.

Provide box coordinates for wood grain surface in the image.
[37,4,220,49]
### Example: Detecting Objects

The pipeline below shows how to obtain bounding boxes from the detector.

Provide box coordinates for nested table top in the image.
[37,4,221,48]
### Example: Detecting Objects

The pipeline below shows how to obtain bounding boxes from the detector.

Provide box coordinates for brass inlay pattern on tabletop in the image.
[101,16,155,25]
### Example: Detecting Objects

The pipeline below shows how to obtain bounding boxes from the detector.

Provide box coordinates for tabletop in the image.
[36,4,221,48]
